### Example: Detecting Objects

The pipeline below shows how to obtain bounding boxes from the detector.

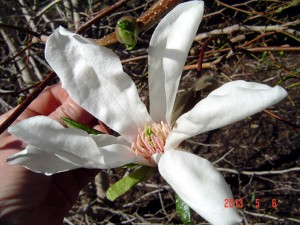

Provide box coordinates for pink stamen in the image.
[131,122,170,163]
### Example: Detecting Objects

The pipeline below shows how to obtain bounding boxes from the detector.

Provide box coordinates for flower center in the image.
[131,122,170,162]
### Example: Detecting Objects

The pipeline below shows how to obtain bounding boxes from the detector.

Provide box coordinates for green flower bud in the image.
[115,16,138,50]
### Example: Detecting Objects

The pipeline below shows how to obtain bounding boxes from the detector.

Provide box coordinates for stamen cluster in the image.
[131,122,170,162]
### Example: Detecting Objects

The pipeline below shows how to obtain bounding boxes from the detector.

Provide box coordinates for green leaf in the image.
[260,51,268,61]
[61,117,102,135]
[106,166,155,201]
[122,163,139,169]
[175,194,193,225]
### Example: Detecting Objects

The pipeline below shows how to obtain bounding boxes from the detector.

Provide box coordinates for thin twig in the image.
[215,0,265,16]
[0,23,41,38]
[0,26,33,83]
[76,0,129,34]
[183,62,211,71]
[95,0,182,46]
[0,43,35,67]
[197,37,214,77]
[36,0,62,18]
[71,0,80,30]
[217,167,300,175]
[0,83,40,96]
[195,24,300,41]
[243,210,300,223]
[183,46,300,71]
[0,71,56,134]
[120,55,148,64]
[263,109,300,130]
[18,0,38,32]
[213,148,235,165]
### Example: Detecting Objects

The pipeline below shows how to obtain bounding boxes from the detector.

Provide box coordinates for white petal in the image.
[8,116,146,170]
[7,145,79,175]
[148,1,204,125]
[166,81,287,148]
[91,135,151,167]
[9,116,102,167]
[45,27,152,142]
[157,150,242,225]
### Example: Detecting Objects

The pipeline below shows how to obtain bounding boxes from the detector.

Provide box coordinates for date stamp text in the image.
[224,198,278,209]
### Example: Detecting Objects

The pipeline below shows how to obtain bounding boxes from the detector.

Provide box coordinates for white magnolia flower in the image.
[7,1,287,224]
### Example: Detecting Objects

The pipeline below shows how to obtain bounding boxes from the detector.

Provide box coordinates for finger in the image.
[0,83,96,137]
[26,83,69,116]
[49,99,109,134]
[0,83,67,125]
[49,96,95,125]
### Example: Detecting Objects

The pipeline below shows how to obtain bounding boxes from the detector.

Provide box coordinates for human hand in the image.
[0,83,100,225]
